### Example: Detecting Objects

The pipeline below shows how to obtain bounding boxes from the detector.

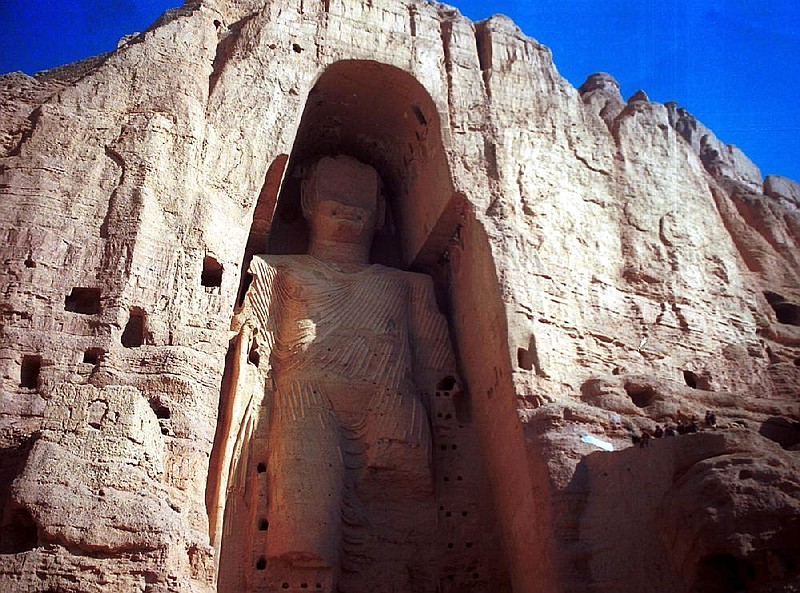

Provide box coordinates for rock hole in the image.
[316,584,322,589]
[24,257,35,268]
[256,557,266,570]
[764,291,800,326]
[795,357,800,367]
[259,518,269,531]
[201,256,224,288]
[301,584,308,589]
[64,287,101,315]
[462,511,468,517]
[282,583,289,589]
[292,43,302,53]
[0,438,38,553]
[694,554,755,593]
[248,341,260,367]
[465,541,473,548]
[257,462,267,473]
[774,302,800,326]
[447,542,454,549]
[517,347,534,371]
[20,355,41,389]
[83,348,104,365]
[437,376,456,391]
[148,397,171,420]
[213,19,221,28]
[623,381,657,408]
[683,370,712,390]
[121,307,147,348]
[0,507,38,554]
[759,417,800,450]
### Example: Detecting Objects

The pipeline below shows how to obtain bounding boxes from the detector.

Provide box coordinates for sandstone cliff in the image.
[0,1,798,592]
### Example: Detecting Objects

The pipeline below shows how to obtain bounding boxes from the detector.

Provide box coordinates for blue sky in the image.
[1,0,798,183]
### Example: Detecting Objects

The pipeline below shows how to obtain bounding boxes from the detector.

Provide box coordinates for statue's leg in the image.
[264,381,342,588]
[365,389,432,487]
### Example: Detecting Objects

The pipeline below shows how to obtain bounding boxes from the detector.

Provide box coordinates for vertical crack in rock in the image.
[6,106,42,159]
[208,12,259,99]
[407,4,416,37]
[438,11,456,130]
[100,145,126,239]
[473,20,492,100]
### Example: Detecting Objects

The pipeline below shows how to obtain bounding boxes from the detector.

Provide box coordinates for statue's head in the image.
[301,155,385,247]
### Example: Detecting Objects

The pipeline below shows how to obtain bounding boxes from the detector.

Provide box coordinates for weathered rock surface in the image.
[0,1,798,592]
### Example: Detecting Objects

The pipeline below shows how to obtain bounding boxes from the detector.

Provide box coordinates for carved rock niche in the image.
[207,60,512,593]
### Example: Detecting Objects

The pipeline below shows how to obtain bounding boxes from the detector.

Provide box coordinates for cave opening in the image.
[201,256,224,288]
[65,287,102,315]
[121,307,147,348]
[20,355,41,389]
[83,348,104,365]
[694,553,754,593]
[0,438,38,553]
[623,380,658,408]
[683,370,711,390]
[764,291,800,326]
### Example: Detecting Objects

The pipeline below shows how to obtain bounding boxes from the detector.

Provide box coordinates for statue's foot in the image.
[261,554,334,592]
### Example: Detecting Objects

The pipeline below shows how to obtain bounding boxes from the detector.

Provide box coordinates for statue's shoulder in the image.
[368,265,435,290]
[250,254,315,273]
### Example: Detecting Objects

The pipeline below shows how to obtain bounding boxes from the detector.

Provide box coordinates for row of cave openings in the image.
[18,256,225,390]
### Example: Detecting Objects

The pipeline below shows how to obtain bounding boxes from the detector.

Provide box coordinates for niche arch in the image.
[267,59,460,275]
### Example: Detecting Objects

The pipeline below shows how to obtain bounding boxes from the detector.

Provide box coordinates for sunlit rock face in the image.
[0,1,798,592]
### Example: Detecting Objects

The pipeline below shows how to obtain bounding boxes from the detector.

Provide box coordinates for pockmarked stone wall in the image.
[0,1,798,592]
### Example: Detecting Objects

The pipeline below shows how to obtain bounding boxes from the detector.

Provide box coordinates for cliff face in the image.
[0,1,798,592]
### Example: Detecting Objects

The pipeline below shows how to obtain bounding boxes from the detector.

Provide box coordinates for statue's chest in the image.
[281,267,409,335]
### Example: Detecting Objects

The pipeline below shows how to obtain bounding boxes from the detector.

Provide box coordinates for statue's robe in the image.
[215,254,456,589]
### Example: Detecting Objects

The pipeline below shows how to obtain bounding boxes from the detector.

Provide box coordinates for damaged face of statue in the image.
[307,198,376,244]
[302,156,384,249]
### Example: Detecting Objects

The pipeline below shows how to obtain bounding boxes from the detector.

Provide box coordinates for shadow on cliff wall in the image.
[0,436,38,554]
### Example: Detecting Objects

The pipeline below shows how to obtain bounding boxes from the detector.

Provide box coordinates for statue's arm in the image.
[237,255,283,358]
[208,257,282,553]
